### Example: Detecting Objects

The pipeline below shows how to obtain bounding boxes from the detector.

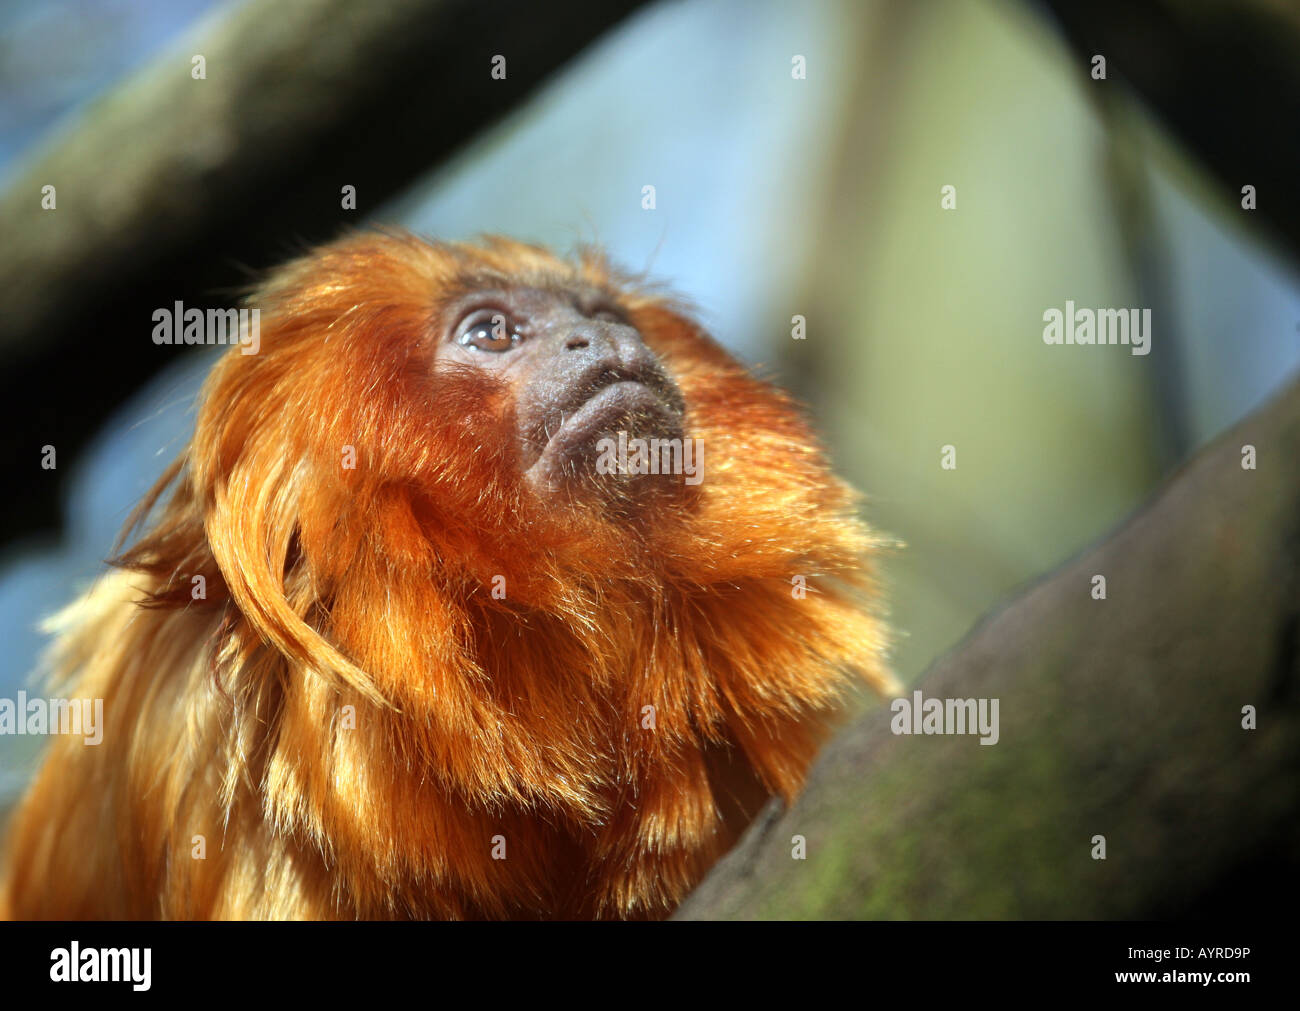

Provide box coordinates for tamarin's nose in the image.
[563,321,646,360]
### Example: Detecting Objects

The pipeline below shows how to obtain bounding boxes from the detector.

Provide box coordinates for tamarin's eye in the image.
[456,310,522,352]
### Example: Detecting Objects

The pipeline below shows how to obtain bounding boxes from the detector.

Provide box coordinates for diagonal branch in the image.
[677,372,1300,919]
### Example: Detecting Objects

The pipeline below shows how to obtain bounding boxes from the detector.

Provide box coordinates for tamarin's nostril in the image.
[565,334,590,350]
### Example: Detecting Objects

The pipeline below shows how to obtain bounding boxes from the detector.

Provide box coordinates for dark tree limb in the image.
[1033,0,1300,267]
[0,0,647,544]
[676,374,1300,919]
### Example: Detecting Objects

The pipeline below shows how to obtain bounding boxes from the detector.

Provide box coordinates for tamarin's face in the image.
[198,232,739,602]
[434,281,686,496]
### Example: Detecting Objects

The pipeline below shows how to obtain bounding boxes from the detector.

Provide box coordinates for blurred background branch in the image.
[1035,0,1300,267]
[0,0,647,546]
[678,373,1300,918]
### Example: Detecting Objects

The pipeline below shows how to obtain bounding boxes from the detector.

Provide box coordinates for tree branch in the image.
[0,0,647,544]
[677,374,1300,918]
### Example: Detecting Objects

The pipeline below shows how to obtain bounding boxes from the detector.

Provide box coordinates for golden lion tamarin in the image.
[2,232,891,919]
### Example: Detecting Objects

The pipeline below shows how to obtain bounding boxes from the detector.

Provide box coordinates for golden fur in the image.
[2,233,891,919]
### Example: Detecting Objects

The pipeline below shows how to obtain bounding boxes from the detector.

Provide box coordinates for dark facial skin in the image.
[437,285,687,501]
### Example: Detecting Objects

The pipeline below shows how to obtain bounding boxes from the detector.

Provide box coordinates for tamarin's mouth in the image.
[524,379,686,491]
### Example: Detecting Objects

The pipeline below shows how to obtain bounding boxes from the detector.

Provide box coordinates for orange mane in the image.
[2,232,892,919]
